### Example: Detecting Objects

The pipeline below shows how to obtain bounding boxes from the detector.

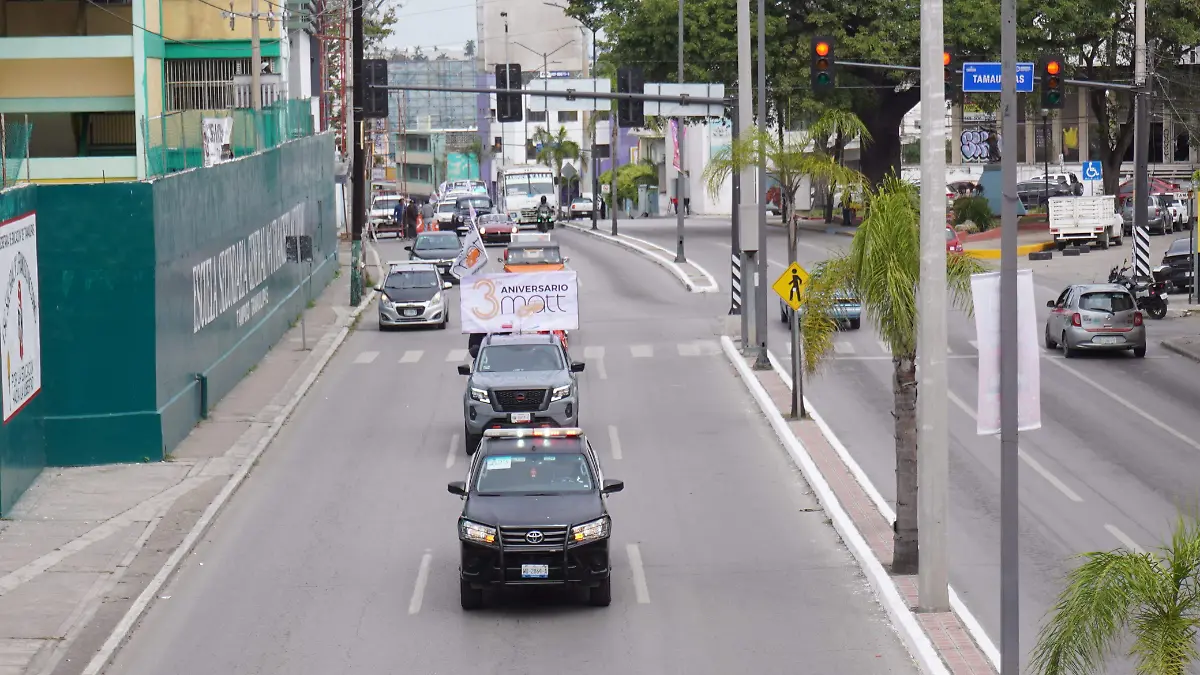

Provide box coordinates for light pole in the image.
[542,2,600,230]
[1041,109,1050,208]
[674,0,686,263]
[501,11,510,168]
[514,38,576,192]
[752,0,769,370]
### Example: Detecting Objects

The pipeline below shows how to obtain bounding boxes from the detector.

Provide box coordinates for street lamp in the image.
[501,11,509,168]
[543,1,600,230]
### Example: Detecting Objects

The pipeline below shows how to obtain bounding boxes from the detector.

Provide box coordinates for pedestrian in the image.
[405,199,419,237]
[392,198,405,232]
[421,198,436,230]
[681,171,691,215]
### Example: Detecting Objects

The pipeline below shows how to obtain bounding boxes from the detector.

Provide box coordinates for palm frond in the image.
[798,255,855,374]
[849,185,921,356]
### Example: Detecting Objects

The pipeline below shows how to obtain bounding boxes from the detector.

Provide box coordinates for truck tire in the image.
[1056,240,1068,251]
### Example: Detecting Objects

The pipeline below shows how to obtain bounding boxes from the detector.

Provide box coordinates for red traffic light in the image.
[815,41,830,57]
[1045,60,1061,75]
[943,51,951,66]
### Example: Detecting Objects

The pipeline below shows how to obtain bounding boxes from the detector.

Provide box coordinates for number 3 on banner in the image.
[471,278,499,320]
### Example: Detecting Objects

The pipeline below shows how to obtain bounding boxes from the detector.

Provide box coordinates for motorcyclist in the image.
[536,195,553,232]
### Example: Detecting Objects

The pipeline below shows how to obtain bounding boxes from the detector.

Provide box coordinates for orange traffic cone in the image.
[416,213,425,233]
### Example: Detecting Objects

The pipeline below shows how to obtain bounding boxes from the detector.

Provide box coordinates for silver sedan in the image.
[1044,283,1146,358]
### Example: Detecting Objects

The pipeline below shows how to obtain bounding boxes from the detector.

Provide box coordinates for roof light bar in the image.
[483,427,584,438]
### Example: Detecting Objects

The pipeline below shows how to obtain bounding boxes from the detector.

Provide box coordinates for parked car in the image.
[1161,236,1195,292]
[946,226,964,253]
[370,194,404,237]
[1120,195,1169,235]
[1017,180,1073,208]
[568,195,594,219]
[1044,283,1146,358]
[1157,193,1186,232]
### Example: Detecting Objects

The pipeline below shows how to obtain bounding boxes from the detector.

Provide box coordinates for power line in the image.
[85,0,282,51]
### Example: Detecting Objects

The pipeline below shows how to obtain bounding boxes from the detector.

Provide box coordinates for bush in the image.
[952,196,994,230]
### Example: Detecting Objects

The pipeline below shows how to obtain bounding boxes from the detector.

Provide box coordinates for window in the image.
[594,144,611,159]
[414,233,461,250]
[165,58,253,110]
[477,344,564,372]
[474,453,594,494]
[1079,292,1135,313]
[405,164,433,182]
[406,136,431,152]
[385,270,439,289]
[557,111,579,122]
[507,246,563,265]
[527,109,548,123]
[595,111,610,121]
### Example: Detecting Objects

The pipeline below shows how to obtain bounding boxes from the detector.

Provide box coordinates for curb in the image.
[769,220,857,237]
[720,337,949,675]
[81,285,379,675]
[559,223,720,293]
[965,240,1055,260]
[1160,339,1200,363]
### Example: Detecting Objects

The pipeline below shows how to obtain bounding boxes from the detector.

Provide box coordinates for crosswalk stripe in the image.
[833,341,855,355]
[677,342,700,357]
[446,349,469,362]
[400,350,424,363]
[353,351,379,364]
[630,345,653,358]
[695,339,721,355]
[583,346,605,359]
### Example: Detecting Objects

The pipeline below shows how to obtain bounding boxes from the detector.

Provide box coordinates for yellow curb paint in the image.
[965,240,1056,260]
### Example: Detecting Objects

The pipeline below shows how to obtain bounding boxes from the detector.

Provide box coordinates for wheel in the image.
[588,577,612,607]
[1133,345,1147,358]
[1146,298,1168,320]
[1056,241,1068,251]
[780,306,788,323]
[1062,332,1077,358]
[439,316,448,330]
[460,579,484,610]
[1044,325,1058,349]
[849,318,861,330]
[465,428,482,455]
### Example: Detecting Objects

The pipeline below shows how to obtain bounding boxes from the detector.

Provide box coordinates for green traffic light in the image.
[1046,92,1061,104]
[816,73,831,85]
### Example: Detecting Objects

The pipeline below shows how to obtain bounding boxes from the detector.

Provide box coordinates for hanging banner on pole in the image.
[970,269,1041,435]
[670,119,681,171]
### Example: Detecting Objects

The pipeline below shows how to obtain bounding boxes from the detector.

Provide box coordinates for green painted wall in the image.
[36,133,336,465]
[0,185,46,515]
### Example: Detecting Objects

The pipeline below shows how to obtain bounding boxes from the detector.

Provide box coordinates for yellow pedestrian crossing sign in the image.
[772,262,810,311]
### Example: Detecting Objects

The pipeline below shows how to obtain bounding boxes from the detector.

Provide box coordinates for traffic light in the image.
[616,66,645,127]
[495,64,523,123]
[943,48,957,100]
[1039,54,1065,109]
[810,36,836,94]
[362,58,389,119]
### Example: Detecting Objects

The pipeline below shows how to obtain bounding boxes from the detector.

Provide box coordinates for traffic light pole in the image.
[674,0,687,264]
[611,115,619,235]
[752,0,769,371]
[349,0,365,307]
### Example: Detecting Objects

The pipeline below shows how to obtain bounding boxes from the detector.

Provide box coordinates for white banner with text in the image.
[460,271,579,334]
[970,269,1042,435]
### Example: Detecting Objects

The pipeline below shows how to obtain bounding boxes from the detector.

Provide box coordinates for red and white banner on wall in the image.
[0,212,41,422]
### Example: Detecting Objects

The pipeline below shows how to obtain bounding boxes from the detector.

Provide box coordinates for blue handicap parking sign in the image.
[1082,161,1103,181]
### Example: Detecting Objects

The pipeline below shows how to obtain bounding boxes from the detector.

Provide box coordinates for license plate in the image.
[402,309,419,317]
[510,412,531,423]
[521,564,549,579]
[1094,336,1124,345]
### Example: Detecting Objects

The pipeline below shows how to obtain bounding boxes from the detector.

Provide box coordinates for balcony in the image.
[1,111,136,184]
[0,0,134,59]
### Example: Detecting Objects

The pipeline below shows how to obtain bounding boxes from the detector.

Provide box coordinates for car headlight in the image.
[550,384,572,402]
[430,292,443,306]
[460,519,497,546]
[470,387,490,403]
[379,296,393,308]
[570,516,610,544]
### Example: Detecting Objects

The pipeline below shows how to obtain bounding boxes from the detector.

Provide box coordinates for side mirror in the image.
[443,282,454,290]
[404,245,413,251]
[601,479,624,494]
[1046,300,1056,308]
[447,481,467,497]
[570,361,586,372]
[457,364,472,375]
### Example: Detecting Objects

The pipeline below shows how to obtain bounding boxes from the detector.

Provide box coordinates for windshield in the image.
[505,174,555,196]
[945,228,957,241]
[374,198,401,210]
[458,197,492,209]
[415,233,460,250]
[1080,291,1135,313]
[1168,238,1191,255]
[1160,195,1179,205]
[437,203,456,213]
[475,453,594,494]
[478,344,564,372]
[507,247,563,264]
[385,270,439,289]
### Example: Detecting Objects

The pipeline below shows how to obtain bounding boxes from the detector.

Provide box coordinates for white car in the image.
[433,201,458,228]
[568,195,594,219]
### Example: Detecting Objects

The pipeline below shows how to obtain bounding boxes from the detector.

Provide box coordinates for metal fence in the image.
[142,99,315,177]
[0,114,32,189]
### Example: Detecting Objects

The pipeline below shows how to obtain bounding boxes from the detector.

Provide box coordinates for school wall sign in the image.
[0,213,41,422]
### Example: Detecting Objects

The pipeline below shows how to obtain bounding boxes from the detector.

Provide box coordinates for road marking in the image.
[832,354,975,361]
[969,340,979,350]
[630,344,654,358]
[353,351,379,364]
[446,349,469,362]
[584,346,605,359]
[408,551,433,615]
[695,339,721,355]
[946,390,1085,502]
[626,543,651,604]
[399,350,424,363]
[594,357,609,380]
[677,342,700,357]
[608,425,623,460]
[833,341,856,355]
[446,434,459,469]
[1044,357,1200,453]
[1104,524,1146,553]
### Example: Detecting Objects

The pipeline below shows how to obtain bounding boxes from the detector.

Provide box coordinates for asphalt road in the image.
[613,215,1200,670]
[103,230,918,675]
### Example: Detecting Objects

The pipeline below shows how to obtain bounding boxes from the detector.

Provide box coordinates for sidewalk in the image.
[722,339,997,675]
[963,230,1055,259]
[0,242,375,675]
[1162,333,1200,360]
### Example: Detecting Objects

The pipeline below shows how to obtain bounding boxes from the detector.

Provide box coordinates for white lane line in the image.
[583,346,605,359]
[408,551,433,615]
[677,342,700,357]
[833,341,856,355]
[353,350,379,364]
[630,344,654,358]
[831,355,976,361]
[1105,524,1146,553]
[594,357,609,380]
[946,390,1084,503]
[626,544,651,604]
[446,434,459,469]
[1044,357,1200,453]
[446,349,469,362]
[695,339,721,355]
[608,425,623,460]
[399,350,424,363]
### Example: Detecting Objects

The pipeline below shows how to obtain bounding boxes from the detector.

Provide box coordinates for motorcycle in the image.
[536,209,554,233]
[1108,262,1169,320]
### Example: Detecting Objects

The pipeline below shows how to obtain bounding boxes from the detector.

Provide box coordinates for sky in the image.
[384,0,478,54]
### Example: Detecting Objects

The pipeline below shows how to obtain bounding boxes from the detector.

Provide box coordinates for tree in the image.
[464,40,476,58]
[790,177,985,572]
[364,1,398,54]
[532,126,581,201]
[599,162,657,207]
[1031,515,1200,675]
[809,109,872,223]
[702,128,861,231]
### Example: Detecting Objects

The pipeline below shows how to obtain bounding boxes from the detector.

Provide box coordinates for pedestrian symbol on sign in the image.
[771,262,810,311]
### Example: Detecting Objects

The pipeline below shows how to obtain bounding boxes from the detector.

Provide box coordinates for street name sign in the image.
[961,62,1035,93]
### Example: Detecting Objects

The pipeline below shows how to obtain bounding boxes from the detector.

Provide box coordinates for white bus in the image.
[498,165,556,224]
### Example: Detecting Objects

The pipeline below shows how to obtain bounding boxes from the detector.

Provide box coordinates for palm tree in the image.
[532,126,581,205]
[809,109,872,224]
[1030,515,1200,675]
[789,177,985,573]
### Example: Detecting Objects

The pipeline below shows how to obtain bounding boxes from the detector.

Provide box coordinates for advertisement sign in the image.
[670,119,681,171]
[201,117,234,168]
[460,271,579,334]
[0,213,41,422]
[970,269,1041,435]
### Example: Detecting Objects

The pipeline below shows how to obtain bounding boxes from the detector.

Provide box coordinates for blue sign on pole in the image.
[1081,161,1103,181]
[961,62,1035,93]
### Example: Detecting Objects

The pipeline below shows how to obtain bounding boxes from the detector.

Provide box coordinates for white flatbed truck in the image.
[1048,195,1123,250]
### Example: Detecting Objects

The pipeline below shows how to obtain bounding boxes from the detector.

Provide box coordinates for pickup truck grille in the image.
[500,525,568,550]
[495,388,546,411]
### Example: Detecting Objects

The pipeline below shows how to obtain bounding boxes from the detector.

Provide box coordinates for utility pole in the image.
[917,0,950,612]
[1042,110,1050,207]
[349,0,365,306]
[1133,0,1151,280]
[250,0,264,151]
[611,113,619,235]
[736,0,756,355]
[1000,0,1020,664]
[674,0,687,263]
[502,12,510,168]
[752,0,769,370]
[731,97,744,331]
[591,26,599,231]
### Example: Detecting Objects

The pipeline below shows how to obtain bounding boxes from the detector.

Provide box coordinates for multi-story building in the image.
[0,0,320,183]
